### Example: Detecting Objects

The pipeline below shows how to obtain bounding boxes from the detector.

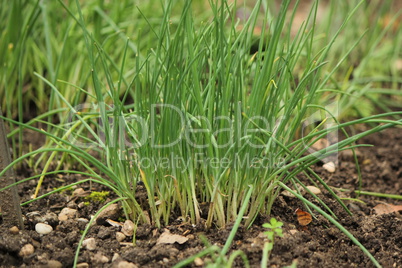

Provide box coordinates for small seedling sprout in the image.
[261,218,284,268]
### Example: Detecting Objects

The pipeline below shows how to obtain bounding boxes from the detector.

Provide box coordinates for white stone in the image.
[116,232,126,242]
[323,161,336,173]
[58,207,78,221]
[77,217,89,223]
[19,243,34,257]
[122,220,135,236]
[306,186,321,195]
[35,223,53,235]
[83,238,96,251]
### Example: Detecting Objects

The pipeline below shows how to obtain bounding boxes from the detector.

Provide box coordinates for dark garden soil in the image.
[1,127,402,268]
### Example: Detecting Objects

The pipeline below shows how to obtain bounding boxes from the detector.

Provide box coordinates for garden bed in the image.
[1,127,401,267]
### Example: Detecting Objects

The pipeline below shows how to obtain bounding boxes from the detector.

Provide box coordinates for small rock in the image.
[73,188,86,196]
[306,186,321,195]
[67,202,78,209]
[100,255,109,263]
[340,148,363,161]
[95,203,121,225]
[82,238,96,251]
[116,232,126,242]
[35,223,53,235]
[76,263,89,268]
[122,220,135,236]
[19,244,34,257]
[114,261,138,268]
[31,239,41,248]
[92,252,109,264]
[281,190,295,198]
[289,229,298,235]
[58,207,78,221]
[323,161,336,173]
[347,203,362,212]
[37,253,49,262]
[311,138,330,151]
[47,260,63,268]
[186,234,194,240]
[77,218,89,223]
[194,257,204,266]
[112,253,120,262]
[9,226,19,234]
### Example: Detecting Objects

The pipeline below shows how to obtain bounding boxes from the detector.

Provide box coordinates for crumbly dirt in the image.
[0,127,402,268]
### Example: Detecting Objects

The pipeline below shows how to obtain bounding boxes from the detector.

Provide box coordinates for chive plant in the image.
[0,0,401,266]
[3,0,402,229]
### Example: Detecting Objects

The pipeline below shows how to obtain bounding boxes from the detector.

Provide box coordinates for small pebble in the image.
[116,232,126,242]
[31,239,41,248]
[306,186,321,195]
[115,261,138,268]
[47,260,63,268]
[19,243,34,257]
[347,203,362,212]
[83,238,96,251]
[312,138,330,151]
[37,253,49,262]
[194,257,204,266]
[281,190,294,198]
[58,207,78,221]
[112,253,120,262]
[323,161,336,173]
[9,226,19,234]
[122,220,135,236]
[35,223,53,235]
[67,202,78,209]
[289,229,298,235]
[76,263,89,268]
[100,255,109,263]
[73,188,86,196]
[95,203,120,225]
[92,253,110,264]
[77,217,89,223]
[186,234,194,240]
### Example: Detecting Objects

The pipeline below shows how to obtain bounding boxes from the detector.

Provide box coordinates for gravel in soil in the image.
[0,128,401,267]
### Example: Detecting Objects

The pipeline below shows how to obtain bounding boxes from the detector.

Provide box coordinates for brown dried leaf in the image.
[156,229,189,245]
[373,203,402,215]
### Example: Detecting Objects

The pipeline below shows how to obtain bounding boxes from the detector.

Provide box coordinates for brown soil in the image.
[1,127,402,268]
